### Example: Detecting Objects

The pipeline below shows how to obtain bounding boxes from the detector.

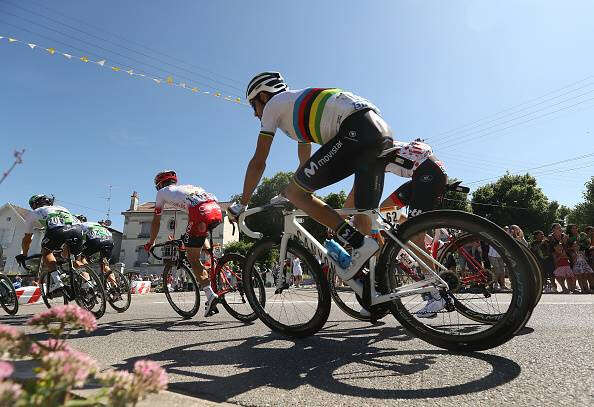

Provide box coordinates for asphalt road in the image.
[4,291,593,407]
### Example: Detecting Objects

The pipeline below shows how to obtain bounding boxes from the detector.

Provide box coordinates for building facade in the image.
[119,192,238,276]
[0,203,42,275]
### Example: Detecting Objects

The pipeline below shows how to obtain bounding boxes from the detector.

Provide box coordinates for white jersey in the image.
[385,140,446,178]
[80,222,112,240]
[259,88,380,145]
[24,205,80,234]
[154,184,217,215]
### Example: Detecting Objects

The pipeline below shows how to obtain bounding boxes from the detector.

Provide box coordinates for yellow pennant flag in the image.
[166,76,174,85]
[191,87,199,92]
[235,97,241,103]
[8,38,18,43]
[80,56,89,62]
[111,66,120,72]
[46,48,56,55]
[214,92,221,97]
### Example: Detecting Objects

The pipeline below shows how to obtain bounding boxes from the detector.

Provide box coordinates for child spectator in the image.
[510,225,529,246]
[567,240,592,293]
[552,241,575,293]
[530,230,552,292]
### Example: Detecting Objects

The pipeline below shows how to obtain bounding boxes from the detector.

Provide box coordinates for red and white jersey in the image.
[385,140,445,178]
[154,184,217,215]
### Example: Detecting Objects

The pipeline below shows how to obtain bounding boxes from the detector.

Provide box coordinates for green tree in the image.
[303,190,348,243]
[223,240,254,256]
[568,177,594,228]
[471,173,555,234]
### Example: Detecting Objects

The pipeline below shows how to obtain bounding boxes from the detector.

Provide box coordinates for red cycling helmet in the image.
[154,170,178,190]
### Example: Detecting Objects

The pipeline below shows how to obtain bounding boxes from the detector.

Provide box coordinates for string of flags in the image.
[0,34,247,106]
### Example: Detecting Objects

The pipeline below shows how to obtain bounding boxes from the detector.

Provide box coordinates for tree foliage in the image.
[568,176,594,228]
[470,173,559,234]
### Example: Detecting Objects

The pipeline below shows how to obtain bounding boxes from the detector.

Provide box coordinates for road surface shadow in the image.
[112,324,521,403]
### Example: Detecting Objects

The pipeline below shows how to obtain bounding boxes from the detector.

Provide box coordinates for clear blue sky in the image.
[1,0,593,231]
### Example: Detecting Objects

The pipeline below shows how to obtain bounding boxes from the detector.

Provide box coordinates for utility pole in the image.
[105,184,113,221]
[0,149,25,185]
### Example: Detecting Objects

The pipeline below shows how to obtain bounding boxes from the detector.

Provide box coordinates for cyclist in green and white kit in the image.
[15,195,84,294]
[75,215,117,286]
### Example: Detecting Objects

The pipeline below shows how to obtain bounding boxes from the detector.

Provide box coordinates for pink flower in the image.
[38,350,98,389]
[28,304,97,333]
[30,338,73,357]
[0,324,28,357]
[0,381,22,405]
[98,360,167,406]
[133,360,168,392]
[0,362,13,381]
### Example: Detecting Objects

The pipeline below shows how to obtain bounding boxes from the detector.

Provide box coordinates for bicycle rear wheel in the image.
[163,263,200,319]
[215,253,264,322]
[73,268,107,319]
[104,269,132,313]
[0,275,18,315]
[243,238,331,338]
[377,210,535,352]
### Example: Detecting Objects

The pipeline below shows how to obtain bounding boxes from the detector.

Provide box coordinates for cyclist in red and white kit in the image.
[144,170,223,317]
[344,138,448,318]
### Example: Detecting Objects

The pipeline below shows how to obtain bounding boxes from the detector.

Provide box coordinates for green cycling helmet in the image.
[29,194,54,210]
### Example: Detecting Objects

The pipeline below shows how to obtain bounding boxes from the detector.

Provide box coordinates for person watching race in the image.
[144,170,223,317]
[15,195,85,294]
[344,138,448,317]
[75,215,118,289]
[228,71,393,283]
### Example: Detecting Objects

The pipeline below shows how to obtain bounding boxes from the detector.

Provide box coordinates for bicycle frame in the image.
[240,206,451,306]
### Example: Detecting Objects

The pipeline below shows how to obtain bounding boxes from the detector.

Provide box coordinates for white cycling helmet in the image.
[246,72,287,102]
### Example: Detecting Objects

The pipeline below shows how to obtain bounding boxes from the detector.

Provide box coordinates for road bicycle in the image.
[79,255,131,313]
[0,273,18,315]
[237,153,536,352]
[149,232,265,322]
[17,246,107,319]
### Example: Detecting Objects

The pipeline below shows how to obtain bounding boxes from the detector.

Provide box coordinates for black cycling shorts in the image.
[82,237,114,260]
[181,233,206,248]
[42,224,84,255]
[387,159,447,217]
[294,109,393,209]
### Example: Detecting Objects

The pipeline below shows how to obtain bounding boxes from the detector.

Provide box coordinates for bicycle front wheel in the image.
[73,268,107,319]
[216,253,265,323]
[328,267,389,322]
[104,269,132,313]
[378,210,535,352]
[243,238,331,338]
[40,270,68,309]
[163,263,200,319]
[0,275,18,315]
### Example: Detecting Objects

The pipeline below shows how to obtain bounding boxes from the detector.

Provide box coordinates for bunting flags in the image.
[0,34,246,106]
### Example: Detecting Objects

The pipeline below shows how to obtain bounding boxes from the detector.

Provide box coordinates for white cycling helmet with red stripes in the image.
[246,72,288,102]
[154,170,178,190]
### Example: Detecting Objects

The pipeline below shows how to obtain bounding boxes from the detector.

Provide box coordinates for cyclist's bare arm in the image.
[297,143,311,166]
[21,233,33,256]
[240,134,273,205]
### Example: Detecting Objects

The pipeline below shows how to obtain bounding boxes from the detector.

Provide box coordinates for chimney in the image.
[130,191,139,211]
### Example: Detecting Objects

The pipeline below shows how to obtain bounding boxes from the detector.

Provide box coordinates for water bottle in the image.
[324,239,352,269]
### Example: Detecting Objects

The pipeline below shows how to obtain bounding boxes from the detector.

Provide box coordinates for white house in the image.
[119,192,238,276]
[0,203,42,275]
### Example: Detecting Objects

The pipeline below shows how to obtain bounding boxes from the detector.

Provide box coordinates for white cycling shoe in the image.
[339,237,380,281]
[204,294,220,318]
[417,295,446,319]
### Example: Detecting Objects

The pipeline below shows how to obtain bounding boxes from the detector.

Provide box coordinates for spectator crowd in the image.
[529,224,594,294]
